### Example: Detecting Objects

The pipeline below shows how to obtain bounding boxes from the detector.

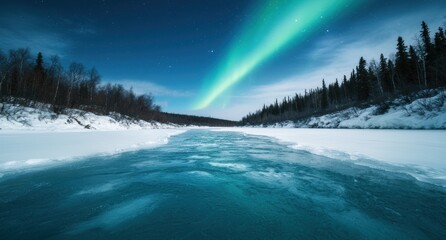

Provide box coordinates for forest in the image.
[241,21,446,125]
[0,47,235,126]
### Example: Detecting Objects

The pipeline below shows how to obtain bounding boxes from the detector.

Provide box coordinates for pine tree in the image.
[342,75,348,101]
[408,46,421,88]
[433,27,446,84]
[379,54,392,93]
[396,36,409,88]
[321,79,328,109]
[420,21,434,85]
[434,27,446,55]
[357,57,369,101]
[334,79,340,106]
[421,21,433,62]
[33,52,46,100]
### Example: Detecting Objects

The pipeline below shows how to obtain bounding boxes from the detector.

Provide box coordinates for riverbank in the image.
[215,128,446,186]
[0,129,187,175]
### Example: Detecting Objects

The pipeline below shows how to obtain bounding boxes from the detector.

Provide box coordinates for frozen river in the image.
[0,130,445,239]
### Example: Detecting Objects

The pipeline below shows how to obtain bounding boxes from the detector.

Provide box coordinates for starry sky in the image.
[1,0,445,120]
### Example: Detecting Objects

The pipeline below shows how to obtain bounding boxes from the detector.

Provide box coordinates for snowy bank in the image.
[214,128,446,186]
[263,89,446,129]
[0,102,189,175]
[0,129,187,175]
[0,102,180,131]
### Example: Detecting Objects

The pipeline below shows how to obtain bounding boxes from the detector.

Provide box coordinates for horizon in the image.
[1,0,445,121]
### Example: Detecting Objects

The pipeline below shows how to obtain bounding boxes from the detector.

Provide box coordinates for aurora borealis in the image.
[194,0,354,109]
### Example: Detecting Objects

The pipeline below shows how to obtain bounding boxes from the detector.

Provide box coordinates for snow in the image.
[262,89,446,129]
[0,102,181,131]
[0,129,187,174]
[214,128,446,185]
[0,102,188,174]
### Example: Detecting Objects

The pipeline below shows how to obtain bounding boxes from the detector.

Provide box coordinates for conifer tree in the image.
[421,21,433,61]
[408,46,421,88]
[379,54,392,93]
[33,52,45,100]
[420,21,434,85]
[321,79,328,109]
[334,79,340,105]
[396,37,409,88]
[357,57,369,101]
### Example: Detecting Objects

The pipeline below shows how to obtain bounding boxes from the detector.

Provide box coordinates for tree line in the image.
[241,21,446,125]
[0,48,236,126]
[0,49,162,120]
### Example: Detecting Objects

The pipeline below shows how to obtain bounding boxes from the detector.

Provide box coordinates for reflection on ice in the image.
[208,162,249,171]
[187,171,213,177]
[76,181,122,195]
[187,155,211,160]
[69,195,158,234]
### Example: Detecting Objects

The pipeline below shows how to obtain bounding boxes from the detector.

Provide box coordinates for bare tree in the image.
[66,62,85,106]
[414,36,428,87]
[86,67,100,104]
[8,48,31,97]
[48,55,63,105]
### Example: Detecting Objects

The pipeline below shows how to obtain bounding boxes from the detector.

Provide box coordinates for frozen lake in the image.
[0,130,445,239]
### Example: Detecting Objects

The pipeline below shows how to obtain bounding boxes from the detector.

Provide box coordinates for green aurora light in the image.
[194,0,354,110]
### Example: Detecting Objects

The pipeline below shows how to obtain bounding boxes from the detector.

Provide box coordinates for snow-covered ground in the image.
[264,89,446,129]
[0,102,189,175]
[0,129,187,174]
[214,128,446,186]
[0,102,180,131]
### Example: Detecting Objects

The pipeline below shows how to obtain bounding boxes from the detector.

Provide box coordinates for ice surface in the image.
[69,195,159,233]
[1,130,445,239]
[208,162,249,171]
[214,128,446,184]
[187,171,213,177]
[76,181,122,195]
[187,155,211,160]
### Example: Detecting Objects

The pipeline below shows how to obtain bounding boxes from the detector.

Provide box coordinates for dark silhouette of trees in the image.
[321,79,328,109]
[379,54,393,94]
[0,48,235,126]
[0,50,160,120]
[396,36,410,89]
[357,57,370,101]
[241,21,446,125]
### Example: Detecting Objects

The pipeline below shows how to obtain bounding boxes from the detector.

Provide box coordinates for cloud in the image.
[103,79,193,98]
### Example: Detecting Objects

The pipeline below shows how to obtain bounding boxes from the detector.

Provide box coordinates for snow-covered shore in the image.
[261,89,446,129]
[0,129,187,175]
[215,128,446,186]
[0,102,189,175]
[0,102,180,131]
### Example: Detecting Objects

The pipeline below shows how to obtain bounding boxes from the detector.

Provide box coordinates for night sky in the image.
[1,0,445,120]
